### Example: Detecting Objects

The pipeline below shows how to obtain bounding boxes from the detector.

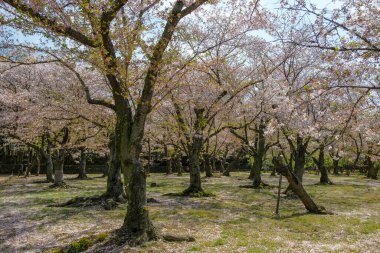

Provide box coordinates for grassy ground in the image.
[0,172,379,253]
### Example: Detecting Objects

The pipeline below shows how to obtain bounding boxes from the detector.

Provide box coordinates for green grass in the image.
[0,172,379,253]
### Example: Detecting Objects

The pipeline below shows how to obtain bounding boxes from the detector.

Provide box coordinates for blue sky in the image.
[9,0,342,45]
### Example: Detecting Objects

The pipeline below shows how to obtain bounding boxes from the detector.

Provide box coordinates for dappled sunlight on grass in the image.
[0,172,379,252]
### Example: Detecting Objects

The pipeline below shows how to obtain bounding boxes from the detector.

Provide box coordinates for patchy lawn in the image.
[0,172,379,253]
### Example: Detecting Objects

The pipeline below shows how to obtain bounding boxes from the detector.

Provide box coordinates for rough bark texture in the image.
[77,148,88,180]
[45,141,54,182]
[251,120,266,187]
[273,156,328,214]
[204,154,213,177]
[294,136,307,182]
[174,150,183,176]
[164,144,172,175]
[104,134,125,201]
[333,158,340,175]
[53,149,65,186]
[366,154,378,179]
[224,151,243,177]
[120,159,157,245]
[317,145,332,184]
[183,108,205,194]
[35,153,41,176]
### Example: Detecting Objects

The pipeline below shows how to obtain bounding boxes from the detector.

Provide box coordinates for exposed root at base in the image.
[162,234,195,242]
[309,206,334,215]
[239,182,273,189]
[147,197,160,203]
[48,195,126,210]
[315,181,334,185]
[164,190,215,198]
[49,182,70,189]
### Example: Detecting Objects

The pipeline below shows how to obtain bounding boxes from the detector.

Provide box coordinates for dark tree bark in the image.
[204,153,213,177]
[24,149,32,177]
[41,135,54,182]
[45,143,54,182]
[365,152,378,179]
[333,157,340,175]
[294,136,307,182]
[77,148,88,180]
[35,152,41,176]
[250,120,267,187]
[146,138,152,175]
[104,134,125,201]
[183,108,205,194]
[53,149,65,186]
[317,145,331,184]
[174,148,183,176]
[164,144,172,175]
[273,156,328,214]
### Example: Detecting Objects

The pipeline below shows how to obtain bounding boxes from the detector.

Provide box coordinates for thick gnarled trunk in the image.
[183,108,205,194]
[184,135,203,194]
[104,134,125,201]
[120,156,157,245]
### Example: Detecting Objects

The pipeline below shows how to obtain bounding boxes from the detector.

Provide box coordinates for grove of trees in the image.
[0,0,378,248]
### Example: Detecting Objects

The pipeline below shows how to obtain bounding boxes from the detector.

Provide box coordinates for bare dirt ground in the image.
[0,172,379,253]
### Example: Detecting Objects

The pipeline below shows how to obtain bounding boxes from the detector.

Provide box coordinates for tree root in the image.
[48,195,125,210]
[162,234,195,242]
[309,205,334,215]
[316,180,334,185]
[239,182,273,189]
[164,190,215,198]
[147,197,160,203]
[49,182,70,189]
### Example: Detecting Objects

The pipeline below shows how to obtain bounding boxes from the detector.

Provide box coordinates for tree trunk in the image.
[294,136,307,182]
[119,120,157,245]
[184,136,203,194]
[366,154,378,179]
[53,149,65,186]
[77,148,88,180]
[164,144,172,175]
[104,134,125,201]
[45,140,54,182]
[252,162,263,188]
[183,108,205,194]
[318,145,331,184]
[35,153,41,176]
[223,155,242,177]
[333,158,339,175]
[174,150,183,176]
[251,120,266,187]
[270,166,276,176]
[212,157,216,172]
[273,156,327,214]
[204,154,213,177]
